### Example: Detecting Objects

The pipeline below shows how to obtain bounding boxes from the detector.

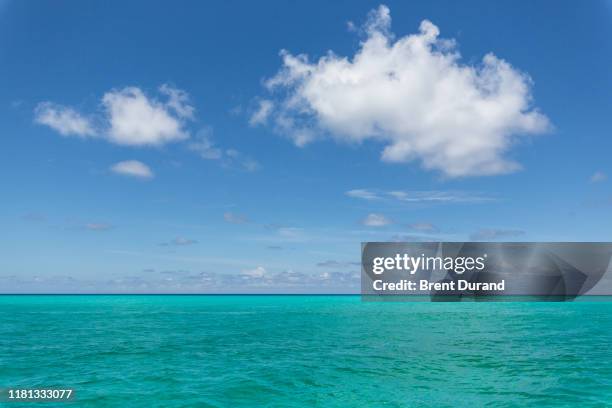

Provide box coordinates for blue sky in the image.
[1,0,611,293]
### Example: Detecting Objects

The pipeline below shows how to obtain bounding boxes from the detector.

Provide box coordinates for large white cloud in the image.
[35,84,193,146]
[256,5,551,177]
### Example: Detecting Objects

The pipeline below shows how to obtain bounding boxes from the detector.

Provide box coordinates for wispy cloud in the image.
[189,127,260,172]
[590,171,607,183]
[225,149,261,172]
[160,237,198,246]
[188,127,223,159]
[21,212,47,222]
[249,99,274,126]
[276,227,302,238]
[223,212,249,224]
[84,223,113,231]
[388,191,493,203]
[469,228,525,241]
[407,222,438,232]
[34,103,96,137]
[0,267,361,293]
[346,189,493,204]
[316,260,360,268]
[390,234,435,242]
[110,160,154,179]
[345,189,381,200]
[159,84,195,120]
[240,266,267,279]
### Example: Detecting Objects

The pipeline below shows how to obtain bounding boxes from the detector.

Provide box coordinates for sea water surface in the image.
[0,295,611,407]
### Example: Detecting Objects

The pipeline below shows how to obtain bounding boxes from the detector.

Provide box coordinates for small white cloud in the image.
[249,99,274,126]
[362,213,391,227]
[241,266,267,279]
[110,160,154,179]
[345,189,380,200]
[259,5,550,177]
[34,102,96,137]
[224,212,249,224]
[590,171,607,183]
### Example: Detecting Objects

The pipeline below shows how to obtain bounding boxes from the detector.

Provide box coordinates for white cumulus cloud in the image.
[257,5,551,177]
[110,160,154,179]
[102,86,190,146]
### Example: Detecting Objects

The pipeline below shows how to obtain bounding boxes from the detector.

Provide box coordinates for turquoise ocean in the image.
[1,295,611,407]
